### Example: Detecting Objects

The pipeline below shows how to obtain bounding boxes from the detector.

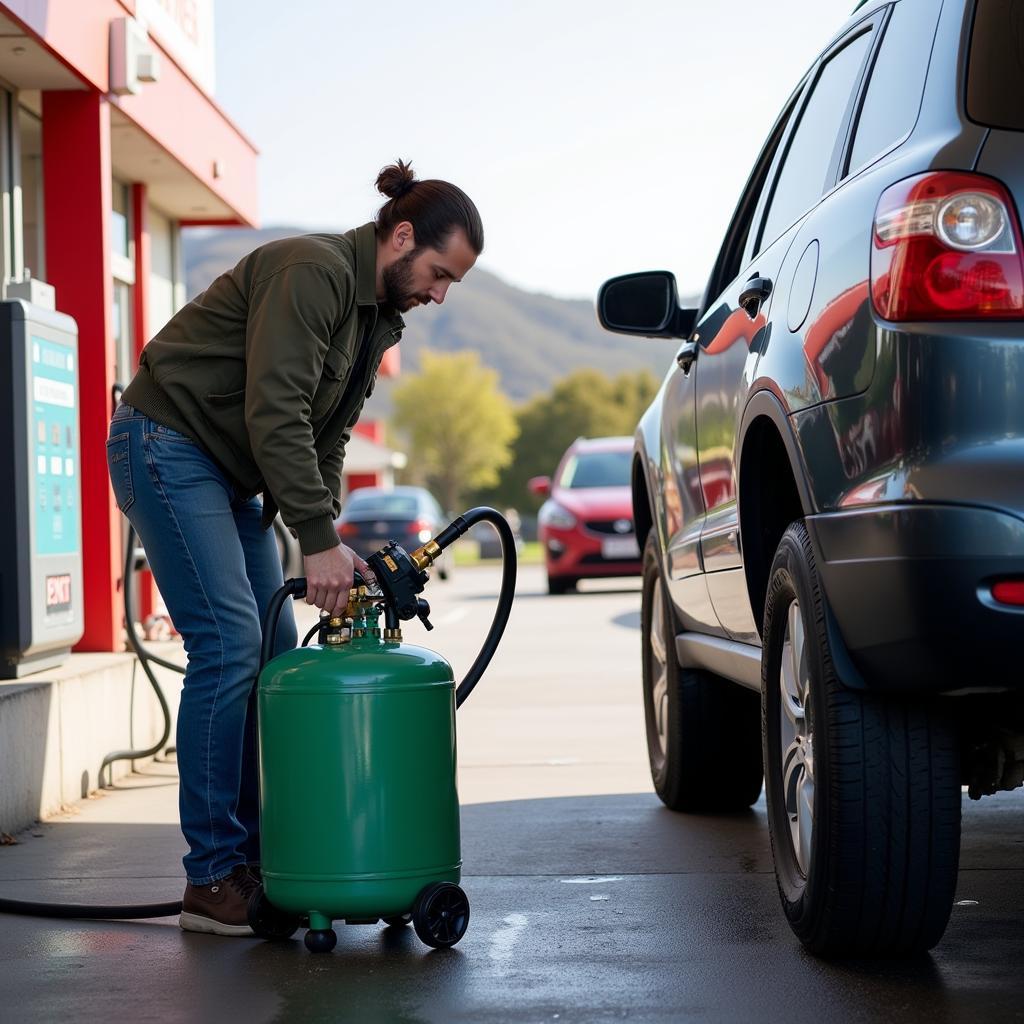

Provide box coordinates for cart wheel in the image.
[304,928,337,954]
[247,888,301,941]
[383,913,412,928]
[412,882,470,948]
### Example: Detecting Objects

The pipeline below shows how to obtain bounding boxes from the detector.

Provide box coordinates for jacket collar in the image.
[354,222,379,308]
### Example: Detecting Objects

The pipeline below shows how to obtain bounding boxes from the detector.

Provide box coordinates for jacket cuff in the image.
[294,515,341,556]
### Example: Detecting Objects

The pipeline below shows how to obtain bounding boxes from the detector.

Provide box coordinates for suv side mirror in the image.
[528,476,551,497]
[597,271,698,339]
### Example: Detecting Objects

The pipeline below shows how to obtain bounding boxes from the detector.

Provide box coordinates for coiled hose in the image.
[98,524,182,787]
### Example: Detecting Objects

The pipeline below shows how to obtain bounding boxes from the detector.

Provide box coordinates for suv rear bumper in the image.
[806,503,1024,693]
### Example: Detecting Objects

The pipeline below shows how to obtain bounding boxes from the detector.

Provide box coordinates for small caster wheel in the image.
[412,882,470,949]
[383,913,412,928]
[304,928,337,953]
[247,889,301,941]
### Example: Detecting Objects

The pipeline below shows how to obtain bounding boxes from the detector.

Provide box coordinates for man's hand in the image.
[303,543,372,616]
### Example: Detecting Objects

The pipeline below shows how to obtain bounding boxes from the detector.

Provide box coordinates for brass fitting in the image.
[383,627,402,642]
[325,632,345,646]
[352,627,366,639]
[411,539,443,571]
[345,585,375,619]
[328,616,345,629]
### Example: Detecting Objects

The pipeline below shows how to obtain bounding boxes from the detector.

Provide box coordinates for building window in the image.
[111,179,135,387]
[18,105,43,281]
[148,204,176,339]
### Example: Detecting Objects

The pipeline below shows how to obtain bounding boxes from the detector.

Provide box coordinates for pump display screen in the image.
[31,335,79,557]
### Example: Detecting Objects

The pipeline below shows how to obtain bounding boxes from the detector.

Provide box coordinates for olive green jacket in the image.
[121,222,403,555]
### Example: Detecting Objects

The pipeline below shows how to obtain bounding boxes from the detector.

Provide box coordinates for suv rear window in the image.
[848,0,940,172]
[967,0,1024,131]
[758,30,873,249]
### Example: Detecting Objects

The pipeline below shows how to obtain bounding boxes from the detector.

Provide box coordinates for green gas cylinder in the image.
[257,607,460,934]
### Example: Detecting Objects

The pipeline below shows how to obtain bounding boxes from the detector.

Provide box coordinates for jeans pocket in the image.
[106,432,134,513]
[148,421,195,444]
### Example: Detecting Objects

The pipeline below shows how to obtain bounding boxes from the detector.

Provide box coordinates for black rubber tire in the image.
[304,928,337,954]
[641,531,763,811]
[762,521,961,957]
[412,882,470,949]
[547,575,576,595]
[247,889,301,941]
[383,913,412,928]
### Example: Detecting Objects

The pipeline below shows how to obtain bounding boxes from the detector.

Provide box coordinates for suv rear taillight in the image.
[871,171,1024,321]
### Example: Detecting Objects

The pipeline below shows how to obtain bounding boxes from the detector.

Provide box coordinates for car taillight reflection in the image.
[991,579,1024,607]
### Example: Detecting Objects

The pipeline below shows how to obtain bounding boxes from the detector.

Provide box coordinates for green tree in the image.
[391,349,518,512]
[473,368,660,512]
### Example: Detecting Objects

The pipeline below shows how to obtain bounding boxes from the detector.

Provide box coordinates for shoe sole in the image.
[179,911,254,937]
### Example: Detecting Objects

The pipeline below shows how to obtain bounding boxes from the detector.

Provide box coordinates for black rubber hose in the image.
[99,524,182,787]
[0,896,183,920]
[301,620,322,647]
[259,578,307,671]
[441,507,516,709]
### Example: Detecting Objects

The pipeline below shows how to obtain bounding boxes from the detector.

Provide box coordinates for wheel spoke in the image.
[779,651,801,743]
[652,664,669,752]
[649,585,666,663]
[796,762,815,875]
[782,739,804,810]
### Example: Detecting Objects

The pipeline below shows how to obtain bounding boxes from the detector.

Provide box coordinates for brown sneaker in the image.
[179,864,258,937]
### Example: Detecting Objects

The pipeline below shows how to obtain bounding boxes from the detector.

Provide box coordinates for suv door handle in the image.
[739,276,773,318]
[676,339,698,372]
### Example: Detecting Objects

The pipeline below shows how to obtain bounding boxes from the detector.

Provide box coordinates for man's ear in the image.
[392,221,416,253]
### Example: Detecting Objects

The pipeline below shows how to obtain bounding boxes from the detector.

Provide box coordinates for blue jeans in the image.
[106,403,297,884]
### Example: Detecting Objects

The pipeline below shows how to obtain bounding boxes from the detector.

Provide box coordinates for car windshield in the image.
[558,451,631,489]
[343,494,420,517]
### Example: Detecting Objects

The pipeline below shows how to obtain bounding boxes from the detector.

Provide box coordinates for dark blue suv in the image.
[599,0,1024,956]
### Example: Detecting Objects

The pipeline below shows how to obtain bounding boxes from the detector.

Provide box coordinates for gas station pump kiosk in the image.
[0,299,83,677]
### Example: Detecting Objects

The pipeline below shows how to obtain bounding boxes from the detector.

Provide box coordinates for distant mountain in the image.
[182,227,693,413]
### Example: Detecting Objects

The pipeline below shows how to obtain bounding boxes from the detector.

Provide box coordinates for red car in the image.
[530,437,641,594]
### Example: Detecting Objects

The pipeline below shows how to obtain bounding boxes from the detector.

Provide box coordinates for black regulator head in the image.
[366,541,430,622]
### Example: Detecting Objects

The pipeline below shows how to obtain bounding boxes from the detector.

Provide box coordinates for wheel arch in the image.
[737,390,814,640]
[632,452,654,552]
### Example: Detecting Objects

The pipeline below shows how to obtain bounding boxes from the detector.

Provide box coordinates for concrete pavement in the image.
[0,565,1022,1022]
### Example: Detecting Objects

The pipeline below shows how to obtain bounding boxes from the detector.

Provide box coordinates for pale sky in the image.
[214,1,857,301]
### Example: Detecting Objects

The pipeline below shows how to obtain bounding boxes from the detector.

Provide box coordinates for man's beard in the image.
[382,249,430,312]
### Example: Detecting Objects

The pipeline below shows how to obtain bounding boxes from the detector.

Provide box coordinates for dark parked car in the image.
[335,486,452,580]
[530,436,641,594]
[599,0,1024,957]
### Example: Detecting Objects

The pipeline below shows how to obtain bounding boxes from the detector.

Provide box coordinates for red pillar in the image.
[131,184,156,621]
[42,90,121,652]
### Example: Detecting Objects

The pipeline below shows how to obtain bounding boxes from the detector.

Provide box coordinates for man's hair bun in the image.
[376,159,417,200]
